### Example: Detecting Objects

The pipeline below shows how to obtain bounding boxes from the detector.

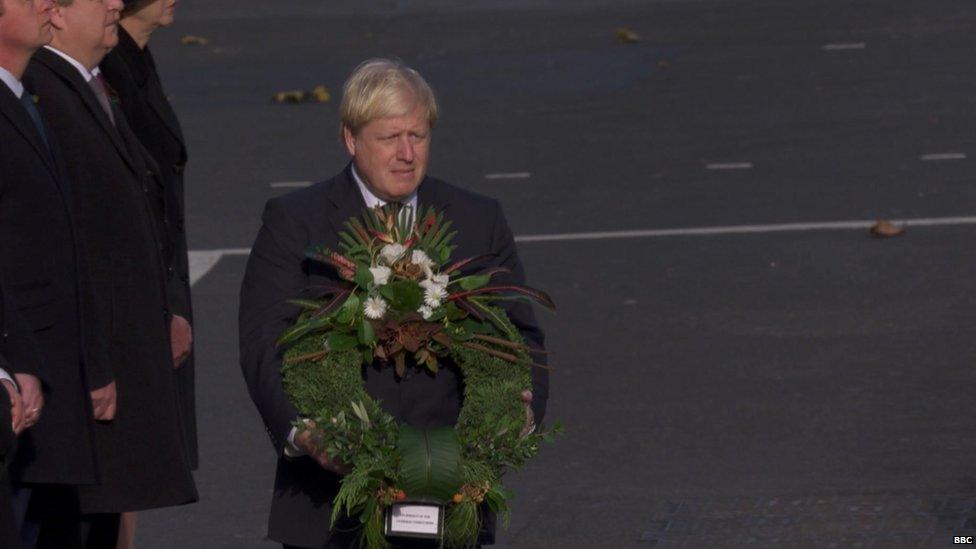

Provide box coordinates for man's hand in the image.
[170,314,193,369]
[293,421,351,474]
[2,379,25,435]
[14,373,43,429]
[520,390,536,438]
[91,381,117,421]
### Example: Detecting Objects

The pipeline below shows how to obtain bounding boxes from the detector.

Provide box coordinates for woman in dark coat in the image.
[101,0,197,469]
[100,2,197,546]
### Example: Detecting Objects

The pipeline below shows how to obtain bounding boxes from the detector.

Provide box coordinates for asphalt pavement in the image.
[135,0,976,546]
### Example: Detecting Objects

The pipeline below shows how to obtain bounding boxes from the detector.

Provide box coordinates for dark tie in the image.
[19,92,50,152]
[87,73,116,126]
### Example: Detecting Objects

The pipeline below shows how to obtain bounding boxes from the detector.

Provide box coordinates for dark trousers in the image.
[1,474,21,549]
[37,513,120,549]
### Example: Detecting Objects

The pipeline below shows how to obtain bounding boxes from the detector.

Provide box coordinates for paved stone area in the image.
[639,493,976,547]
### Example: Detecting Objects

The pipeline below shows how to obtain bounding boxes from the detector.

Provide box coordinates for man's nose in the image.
[108,0,124,11]
[396,136,414,162]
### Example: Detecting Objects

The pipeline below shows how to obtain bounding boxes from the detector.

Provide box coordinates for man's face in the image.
[127,0,176,29]
[53,0,123,62]
[343,103,431,202]
[0,0,56,54]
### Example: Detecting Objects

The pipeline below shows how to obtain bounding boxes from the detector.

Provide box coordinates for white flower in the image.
[420,274,448,291]
[411,249,434,270]
[417,305,434,320]
[369,266,391,286]
[423,285,447,308]
[363,296,388,319]
[379,243,406,266]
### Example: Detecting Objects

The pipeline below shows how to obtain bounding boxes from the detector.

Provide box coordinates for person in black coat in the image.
[100,0,197,472]
[239,59,548,548]
[1,0,101,545]
[23,0,197,545]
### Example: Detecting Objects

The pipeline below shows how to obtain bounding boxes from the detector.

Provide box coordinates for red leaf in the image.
[443,253,497,275]
[449,285,555,310]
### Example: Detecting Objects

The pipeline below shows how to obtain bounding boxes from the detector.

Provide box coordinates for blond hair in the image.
[339,58,438,136]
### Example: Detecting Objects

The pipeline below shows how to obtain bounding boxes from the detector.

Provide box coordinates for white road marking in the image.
[188,215,976,285]
[514,216,976,243]
[706,162,753,170]
[485,172,531,180]
[270,181,313,188]
[920,153,966,161]
[822,42,866,51]
[188,251,225,285]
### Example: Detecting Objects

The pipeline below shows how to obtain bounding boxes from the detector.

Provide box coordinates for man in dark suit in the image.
[2,272,37,549]
[0,1,100,546]
[239,59,548,548]
[24,0,197,545]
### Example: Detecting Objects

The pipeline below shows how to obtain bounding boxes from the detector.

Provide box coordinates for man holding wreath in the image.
[239,58,548,548]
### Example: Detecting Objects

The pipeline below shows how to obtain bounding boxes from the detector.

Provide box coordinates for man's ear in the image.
[49,3,67,31]
[341,125,356,157]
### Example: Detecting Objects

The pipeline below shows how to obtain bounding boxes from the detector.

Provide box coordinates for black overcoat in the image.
[0,82,99,486]
[101,26,197,468]
[239,165,548,548]
[24,48,197,513]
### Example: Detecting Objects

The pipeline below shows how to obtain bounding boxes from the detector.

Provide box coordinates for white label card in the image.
[388,504,441,536]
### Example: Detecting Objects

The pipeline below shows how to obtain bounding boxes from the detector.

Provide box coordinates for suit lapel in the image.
[325,164,369,238]
[33,49,140,175]
[0,85,57,178]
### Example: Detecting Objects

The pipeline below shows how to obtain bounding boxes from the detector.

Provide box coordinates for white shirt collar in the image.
[351,163,419,213]
[0,65,25,99]
[43,45,97,82]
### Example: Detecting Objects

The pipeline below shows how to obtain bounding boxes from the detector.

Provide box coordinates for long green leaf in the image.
[397,426,461,504]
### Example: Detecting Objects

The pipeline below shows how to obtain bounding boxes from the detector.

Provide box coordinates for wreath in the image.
[277,203,559,548]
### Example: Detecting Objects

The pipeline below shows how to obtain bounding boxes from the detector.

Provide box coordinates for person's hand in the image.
[91,381,117,421]
[14,373,43,429]
[294,421,351,474]
[170,314,193,369]
[520,390,536,438]
[2,379,25,435]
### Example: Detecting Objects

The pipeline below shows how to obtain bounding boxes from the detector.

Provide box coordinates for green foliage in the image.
[444,499,480,548]
[397,426,462,504]
[378,280,423,312]
[280,204,559,548]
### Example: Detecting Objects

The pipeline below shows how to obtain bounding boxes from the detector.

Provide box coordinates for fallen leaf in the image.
[180,35,210,46]
[311,85,331,103]
[273,90,308,103]
[616,28,641,44]
[869,219,905,238]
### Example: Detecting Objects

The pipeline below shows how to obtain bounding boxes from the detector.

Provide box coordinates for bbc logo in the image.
[955,537,975,544]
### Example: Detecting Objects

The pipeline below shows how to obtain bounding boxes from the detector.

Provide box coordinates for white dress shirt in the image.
[0,366,14,389]
[0,64,26,99]
[43,45,98,82]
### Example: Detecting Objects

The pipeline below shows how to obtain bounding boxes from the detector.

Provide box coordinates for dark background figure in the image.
[24,0,197,545]
[101,0,197,468]
[1,0,102,547]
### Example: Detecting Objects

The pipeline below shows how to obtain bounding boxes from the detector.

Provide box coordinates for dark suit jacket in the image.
[239,165,548,547]
[101,26,198,469]
[0,80,99,486]
[25,48,197,513]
